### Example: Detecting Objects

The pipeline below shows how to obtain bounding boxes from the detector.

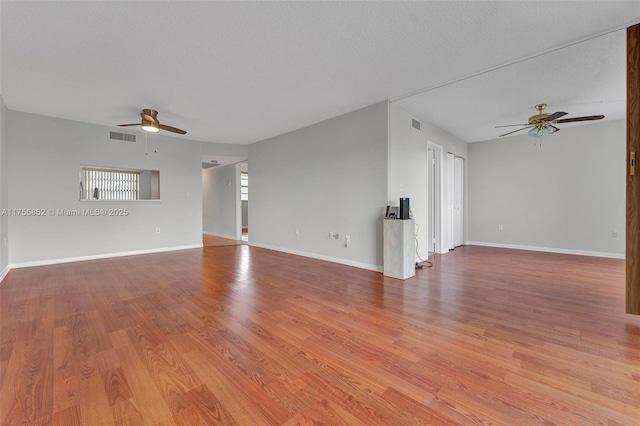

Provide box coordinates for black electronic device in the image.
[399,198,410,220]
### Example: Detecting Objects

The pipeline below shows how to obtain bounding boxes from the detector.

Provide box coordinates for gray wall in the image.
[7,111,205,265]
[241,200,248,228]
[202,164,239,239]
[249,101,389,270]
[139,169,153,200]
[137,169,160,200]
[388,103,468,256]
[201,142,248,163]
[0,97,8,274]
[468,119,625,256]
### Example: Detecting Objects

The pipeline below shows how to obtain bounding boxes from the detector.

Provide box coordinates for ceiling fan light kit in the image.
[141,120,159,132]
[496,103,604,139]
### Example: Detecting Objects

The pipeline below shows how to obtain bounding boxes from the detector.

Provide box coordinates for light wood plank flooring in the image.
[1,245,639,425]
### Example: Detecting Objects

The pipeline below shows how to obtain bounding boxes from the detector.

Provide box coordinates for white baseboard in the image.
[249,242,383,273]
[10,244,204,269]
[203,231,239,240]
[0,265,10,283]
[465,241,624,259]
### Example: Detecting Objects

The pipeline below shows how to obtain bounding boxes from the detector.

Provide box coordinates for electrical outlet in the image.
[295,228,300,236]
[345,235,351,248]
[156,228,161,234]
[611,231,618,238]
[498,224,503,231]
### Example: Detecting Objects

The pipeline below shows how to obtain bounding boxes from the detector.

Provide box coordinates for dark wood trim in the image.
[627,24,640,315]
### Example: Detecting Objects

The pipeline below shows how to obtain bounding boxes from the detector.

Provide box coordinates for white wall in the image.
[388,102,468,258]
[202,163,239,239]
[467,119,625,257]
[0,97,8,276]
[249,101,389,270]
[7,111,206,265]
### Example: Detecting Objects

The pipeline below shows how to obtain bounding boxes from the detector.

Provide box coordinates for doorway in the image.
[240,162,248,242]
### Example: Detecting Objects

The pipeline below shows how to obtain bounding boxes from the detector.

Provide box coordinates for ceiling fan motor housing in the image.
[528,104,549,126]
[142,109,159,120]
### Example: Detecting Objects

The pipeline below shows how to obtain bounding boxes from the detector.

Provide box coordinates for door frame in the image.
[626,24,640,315]
[427,141,446,254]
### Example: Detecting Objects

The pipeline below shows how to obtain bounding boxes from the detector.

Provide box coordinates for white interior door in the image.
[453,156,464,247]
[446,153,455,250]
[427,149,436,253]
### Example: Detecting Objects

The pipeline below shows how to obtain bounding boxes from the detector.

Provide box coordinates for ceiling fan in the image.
[118,109,187,134]
[496,104,604,138]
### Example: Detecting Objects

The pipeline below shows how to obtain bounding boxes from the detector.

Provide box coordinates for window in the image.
[241,172,248,201]
[81,167,139,201]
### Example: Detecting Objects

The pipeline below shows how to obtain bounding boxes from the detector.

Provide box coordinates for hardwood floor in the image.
[1,245,639,425]
[203,234,247,247]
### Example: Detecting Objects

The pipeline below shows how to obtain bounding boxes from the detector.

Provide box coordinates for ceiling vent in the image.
[202,162,221,169]
[411,118,421,131]
[110,131,136,142]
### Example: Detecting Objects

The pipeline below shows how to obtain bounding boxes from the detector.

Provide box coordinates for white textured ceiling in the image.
[397,29,628,142]
[1,1,639,144]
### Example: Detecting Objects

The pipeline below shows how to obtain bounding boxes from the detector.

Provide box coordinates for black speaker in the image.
[399,198,410,219]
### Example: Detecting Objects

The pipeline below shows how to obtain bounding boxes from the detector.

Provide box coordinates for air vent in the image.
[411,118,421,131]
[110,131,136,142]
[202,162,221,169]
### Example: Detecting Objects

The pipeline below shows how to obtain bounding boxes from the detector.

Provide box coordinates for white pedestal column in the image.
[383,218,415,280]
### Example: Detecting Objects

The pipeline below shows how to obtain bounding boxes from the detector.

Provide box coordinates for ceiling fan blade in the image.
[499,126,531,137]
[495,124,529,128]
[158,124,187,134]
[555,115,605,124]
[544,111,568,121]
[550,125,560,132]
[117,123,141,127]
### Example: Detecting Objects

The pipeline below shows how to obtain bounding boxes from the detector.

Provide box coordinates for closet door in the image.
[453,156,464,247]
[427,149,436,253]
[446,153,455,250]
